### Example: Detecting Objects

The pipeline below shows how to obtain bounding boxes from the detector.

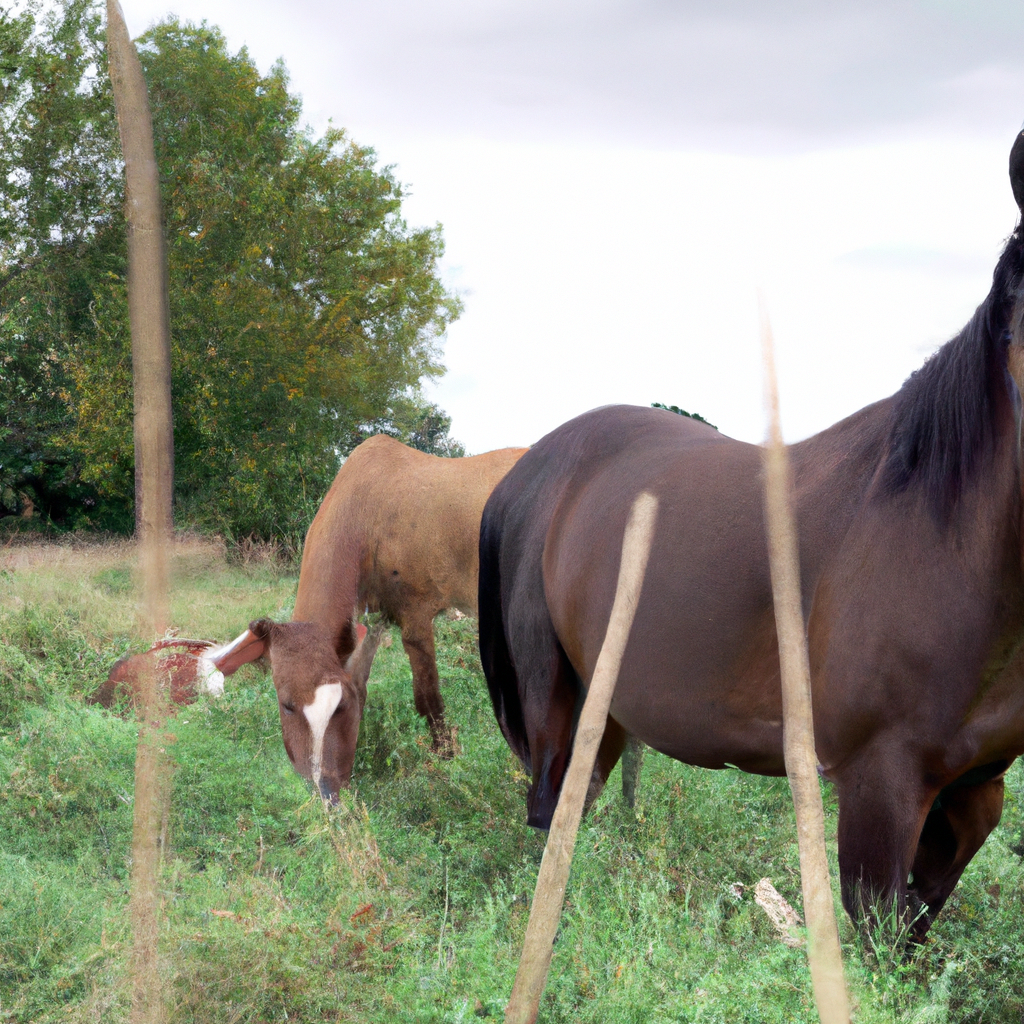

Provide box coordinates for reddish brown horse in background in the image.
[211,435,526,799]
[479,131,1024,939]
[90,637,225,710]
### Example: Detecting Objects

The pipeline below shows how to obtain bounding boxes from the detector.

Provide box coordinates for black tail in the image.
[478,492,531,770]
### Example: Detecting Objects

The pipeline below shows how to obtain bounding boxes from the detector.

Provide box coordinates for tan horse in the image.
[210,435,526,798]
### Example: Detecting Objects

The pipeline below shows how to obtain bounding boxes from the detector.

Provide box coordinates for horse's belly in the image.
[556,551,787,776]
[625,715,786,776]
[542,436,795,776]
[607,659,787,776]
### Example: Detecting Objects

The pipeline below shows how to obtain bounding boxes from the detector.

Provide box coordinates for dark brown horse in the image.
[479,131,1024,938]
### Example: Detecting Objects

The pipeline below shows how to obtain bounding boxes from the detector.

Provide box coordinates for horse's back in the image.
[299,436,526,622]
[485,404,740,585]
[320,435,524,530]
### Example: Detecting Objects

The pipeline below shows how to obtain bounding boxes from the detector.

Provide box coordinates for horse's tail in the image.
[478,490,531,770]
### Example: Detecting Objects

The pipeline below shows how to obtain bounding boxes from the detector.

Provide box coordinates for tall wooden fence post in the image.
[505,492,658,1024]
[761,303,850,1024]
[106,3,175,1021]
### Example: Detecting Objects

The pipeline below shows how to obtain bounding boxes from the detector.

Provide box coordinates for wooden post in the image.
[505,492,658,1024]
[106,3,175,1022]
[761,304,850,1024]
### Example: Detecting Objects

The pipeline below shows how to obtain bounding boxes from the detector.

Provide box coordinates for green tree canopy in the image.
[0,1,463,537]
[651,402,717,431]
[0,0,121,525]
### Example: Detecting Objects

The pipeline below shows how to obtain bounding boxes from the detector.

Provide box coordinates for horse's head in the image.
[209,618,365,801]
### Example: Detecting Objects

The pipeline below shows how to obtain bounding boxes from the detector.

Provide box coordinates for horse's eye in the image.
[282,701,296,716]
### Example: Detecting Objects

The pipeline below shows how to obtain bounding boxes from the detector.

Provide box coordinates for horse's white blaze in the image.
[303,681,343,786]
[205,628,252,663]
[195,657,225,696]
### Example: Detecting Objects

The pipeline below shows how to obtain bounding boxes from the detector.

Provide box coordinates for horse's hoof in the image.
[431,725,460,759]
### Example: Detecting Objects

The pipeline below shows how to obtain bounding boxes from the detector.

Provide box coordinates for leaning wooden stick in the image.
[505,491,658,1024]
[107,3,176,1022]
[761,305,850,1024]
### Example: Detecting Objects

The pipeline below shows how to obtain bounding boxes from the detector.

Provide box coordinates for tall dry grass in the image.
[0,535,297,657]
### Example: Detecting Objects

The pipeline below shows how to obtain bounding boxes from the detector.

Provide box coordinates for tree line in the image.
[0,0,464,539]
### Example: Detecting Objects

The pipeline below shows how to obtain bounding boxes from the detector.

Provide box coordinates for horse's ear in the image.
[208,620,272,675]
[249,618,274,642]
[1010,129,1024,213]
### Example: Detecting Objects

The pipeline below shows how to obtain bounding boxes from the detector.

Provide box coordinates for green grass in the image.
[2,537,1024,1021]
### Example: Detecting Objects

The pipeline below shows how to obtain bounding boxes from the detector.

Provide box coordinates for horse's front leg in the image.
[835,753,933,938]
[347,620,385,699]
[399,614,455,756]
[908,775,1004,938]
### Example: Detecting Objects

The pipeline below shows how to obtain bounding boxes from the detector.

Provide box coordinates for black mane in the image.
[881,225,1024,513]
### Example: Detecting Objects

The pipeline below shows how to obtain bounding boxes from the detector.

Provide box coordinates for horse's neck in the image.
[292,521,362,633]
[792,388,1024,585]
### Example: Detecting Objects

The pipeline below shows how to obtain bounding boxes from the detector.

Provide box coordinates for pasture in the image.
[2,536,1024,1022]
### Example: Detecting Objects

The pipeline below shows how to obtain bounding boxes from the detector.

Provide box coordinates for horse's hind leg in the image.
[399,614,455,756]
[908,776,1004,939]
[519,643,629,827]
[586,716,628,813]
[518,637,580,828]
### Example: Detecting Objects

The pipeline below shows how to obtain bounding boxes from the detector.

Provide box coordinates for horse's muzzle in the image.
[317,777,339,804]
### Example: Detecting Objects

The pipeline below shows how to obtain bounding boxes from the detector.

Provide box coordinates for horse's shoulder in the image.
[345,433,428,470]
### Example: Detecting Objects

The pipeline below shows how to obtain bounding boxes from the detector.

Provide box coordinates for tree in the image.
[651,402,717,431]
[358,395,466,458]
[0,3,463,538]
[0,0,125,527]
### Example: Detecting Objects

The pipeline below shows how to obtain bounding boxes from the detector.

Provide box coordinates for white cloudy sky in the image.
[123,0,1024,451]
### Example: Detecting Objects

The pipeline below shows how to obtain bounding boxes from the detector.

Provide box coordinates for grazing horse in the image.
[210,435,526,799]
[478,131,1024,939]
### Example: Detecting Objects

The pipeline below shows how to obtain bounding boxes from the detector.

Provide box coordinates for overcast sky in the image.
[122,0,1024,451]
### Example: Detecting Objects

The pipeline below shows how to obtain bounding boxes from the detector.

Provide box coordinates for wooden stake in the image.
[761,302,850,1024]
[106,4,175,1021]
[505,491,658,1024]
